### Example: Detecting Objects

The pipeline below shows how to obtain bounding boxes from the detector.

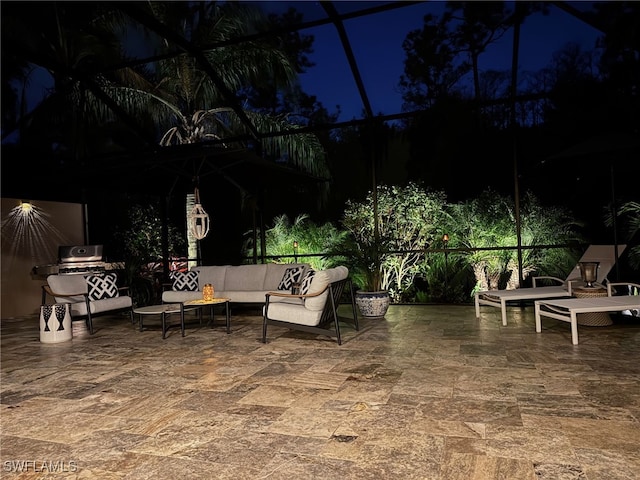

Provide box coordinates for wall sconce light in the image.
[20,201,33,214]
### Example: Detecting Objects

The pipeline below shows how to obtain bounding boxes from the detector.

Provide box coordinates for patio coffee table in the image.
[182,298,231,334]
[134,303,198,339]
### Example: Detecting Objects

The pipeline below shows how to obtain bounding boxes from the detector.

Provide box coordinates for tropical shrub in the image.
[242,213,348,271]
[341,182,448,301]
[445,189,584,296]
[606,200,640,272]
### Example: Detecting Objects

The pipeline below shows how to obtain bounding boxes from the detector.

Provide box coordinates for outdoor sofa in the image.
[161,263,312,305]
[163,263,359,344]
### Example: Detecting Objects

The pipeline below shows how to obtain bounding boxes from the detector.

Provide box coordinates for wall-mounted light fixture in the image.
[20,201,33,214]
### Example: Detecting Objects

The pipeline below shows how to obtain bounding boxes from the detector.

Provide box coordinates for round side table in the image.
[39,304,72,343]
[573,287,613,326]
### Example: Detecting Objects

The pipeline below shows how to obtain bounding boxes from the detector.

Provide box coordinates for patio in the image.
[2,304,640,479]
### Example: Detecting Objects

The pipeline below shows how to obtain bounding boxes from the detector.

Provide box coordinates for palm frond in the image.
[244,111,329,179]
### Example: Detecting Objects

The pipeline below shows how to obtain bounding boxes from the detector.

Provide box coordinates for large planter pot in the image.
[355,290,390,318]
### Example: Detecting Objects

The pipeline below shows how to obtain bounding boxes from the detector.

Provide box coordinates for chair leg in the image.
[334,317,342,345]
[262,299,270,343]
[349,279,359,330]
[84,297,94,334]
[261,315,268,343]
[330,295,342,345]
[86,312,94,335]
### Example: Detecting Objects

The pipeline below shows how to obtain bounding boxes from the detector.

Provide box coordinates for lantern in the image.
[189,187,210,240]
[202,284,214,301]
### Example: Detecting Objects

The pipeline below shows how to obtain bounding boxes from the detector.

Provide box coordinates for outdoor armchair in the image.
[42,273,133,334]
[262,266,358,345]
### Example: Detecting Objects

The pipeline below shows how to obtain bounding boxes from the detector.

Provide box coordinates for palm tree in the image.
[448,189,584,293]
[107,2,329,177]
[606,201,640,271]
[3,2,329,178]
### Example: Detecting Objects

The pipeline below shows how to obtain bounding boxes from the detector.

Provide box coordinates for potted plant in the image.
[351,241,391,318]
[340,204,391,318]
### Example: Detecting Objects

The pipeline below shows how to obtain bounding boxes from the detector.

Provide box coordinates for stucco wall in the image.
[1,198,85,318]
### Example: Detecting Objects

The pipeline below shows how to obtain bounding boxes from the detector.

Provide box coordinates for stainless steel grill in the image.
[57,245,106,275]
[33,245,119,276]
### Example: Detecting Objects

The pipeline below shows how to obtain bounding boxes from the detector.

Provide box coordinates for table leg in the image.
[474,294,480,318]
[139,313,144,332]
[207,306,215,329]
[162,312,167,339]
[501,299,508,326]
[570,312,579,345]
[534,302,542,333]
[225,301,230,334]
[180,304,185,337]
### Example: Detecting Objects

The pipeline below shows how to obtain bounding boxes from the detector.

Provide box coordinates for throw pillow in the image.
[277,266,305,291]
[86,273,119,300]
[170,270,199,291]
[300,268,316,294]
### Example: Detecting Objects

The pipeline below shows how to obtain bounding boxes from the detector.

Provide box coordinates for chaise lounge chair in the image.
[534,282,640,345]
[475,244,626,326]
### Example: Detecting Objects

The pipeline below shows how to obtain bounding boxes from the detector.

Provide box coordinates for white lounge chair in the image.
[535,282,640,345]
[475,244,626,326]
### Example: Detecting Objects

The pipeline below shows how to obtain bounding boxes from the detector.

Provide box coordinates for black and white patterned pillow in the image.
[277,266,305,291]
[300,269,316,294]
[170,271,199,291]
[86,273,119,300]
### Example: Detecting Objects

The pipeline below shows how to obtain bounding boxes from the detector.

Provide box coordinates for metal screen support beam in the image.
[321,1,374,119]
[510,2,524,288]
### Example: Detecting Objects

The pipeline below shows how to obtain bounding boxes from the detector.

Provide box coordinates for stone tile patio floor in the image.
[1,303,639,479]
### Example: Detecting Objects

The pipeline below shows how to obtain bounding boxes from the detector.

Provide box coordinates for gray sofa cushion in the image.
[193,266,228,290]
[47,274,88,303]
[305,266,349,311]
[264,301,324,326]
[71,296,132,317]
[162,290,202,303]
[224,264,268,291]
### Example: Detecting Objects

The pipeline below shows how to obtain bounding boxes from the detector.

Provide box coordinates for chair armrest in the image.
[607,282,640,296]
[41,284,88,302]
[118,286,131,296]
[532,276,565,288]
[265,286,329,300]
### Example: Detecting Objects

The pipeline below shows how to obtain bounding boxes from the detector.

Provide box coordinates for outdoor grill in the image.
[33,245,114,276]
